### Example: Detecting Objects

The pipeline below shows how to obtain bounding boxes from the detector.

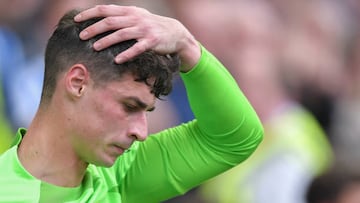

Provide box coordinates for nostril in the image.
[132,132,148,141]
[131,134,138,140]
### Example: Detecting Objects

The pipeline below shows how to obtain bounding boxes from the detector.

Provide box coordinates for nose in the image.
[128,111,148,141]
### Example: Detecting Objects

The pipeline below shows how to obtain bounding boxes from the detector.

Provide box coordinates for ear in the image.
[65,64,90,98]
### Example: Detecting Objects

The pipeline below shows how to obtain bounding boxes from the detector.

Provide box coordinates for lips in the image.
[112,145,126,155]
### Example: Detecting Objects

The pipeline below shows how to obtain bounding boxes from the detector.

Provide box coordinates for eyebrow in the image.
[127,96,155,112]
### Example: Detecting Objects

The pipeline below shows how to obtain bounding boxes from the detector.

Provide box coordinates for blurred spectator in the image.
[0,0,44,131]
[0,27,22,152]
[166,1,334,202]
[306,165,360,203]
[274,0,350,135]
[329,18,360,175]
[0,0,43,152]
[0,83,13,154]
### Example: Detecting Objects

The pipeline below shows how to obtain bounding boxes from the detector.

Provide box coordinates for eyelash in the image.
[124,103,139,112]
[123,103,154,113]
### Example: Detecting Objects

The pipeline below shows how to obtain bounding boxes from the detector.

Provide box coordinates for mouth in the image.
[112,145,126,155]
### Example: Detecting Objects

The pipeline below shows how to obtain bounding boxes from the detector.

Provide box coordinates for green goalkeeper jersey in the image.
[0,46,263,203]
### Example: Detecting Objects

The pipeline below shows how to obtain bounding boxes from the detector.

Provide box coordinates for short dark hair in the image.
[41,9,180,105]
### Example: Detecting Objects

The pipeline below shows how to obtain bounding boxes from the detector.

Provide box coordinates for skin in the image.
[16,5,201,188]
[67,72,156,168]
[337,183,360,203]
[74,5,200,70]
[18,64,155,187]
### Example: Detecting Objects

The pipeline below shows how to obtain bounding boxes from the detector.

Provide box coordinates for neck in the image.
[17,107,88,187]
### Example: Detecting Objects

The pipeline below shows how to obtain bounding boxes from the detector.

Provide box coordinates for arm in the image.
[75,5,263,202]
[119,45,263,202]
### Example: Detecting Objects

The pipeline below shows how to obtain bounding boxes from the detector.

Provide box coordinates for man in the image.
[0,5,263,202]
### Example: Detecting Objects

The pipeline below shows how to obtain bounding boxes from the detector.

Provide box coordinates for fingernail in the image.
[94,42,102,50]
[80,30,88,39]
[115,56,123,64]
[74,14,82,21]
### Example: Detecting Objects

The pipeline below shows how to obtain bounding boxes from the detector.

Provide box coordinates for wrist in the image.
[178,34,201,72]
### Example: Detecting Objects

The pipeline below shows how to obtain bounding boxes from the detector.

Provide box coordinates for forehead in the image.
[100,73,156,105]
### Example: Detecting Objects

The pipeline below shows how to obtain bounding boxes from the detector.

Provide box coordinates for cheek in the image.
[91,95,128,133]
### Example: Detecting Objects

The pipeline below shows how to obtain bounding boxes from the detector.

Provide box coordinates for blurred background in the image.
[1,0,360,202]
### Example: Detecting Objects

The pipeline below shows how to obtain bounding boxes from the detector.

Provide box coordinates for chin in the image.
[88,150,121,167]
[91,161,115,168]
[94,156,118,167]
[100,162,115,168]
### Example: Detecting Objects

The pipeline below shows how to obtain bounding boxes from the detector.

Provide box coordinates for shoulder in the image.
[0,146,41,202]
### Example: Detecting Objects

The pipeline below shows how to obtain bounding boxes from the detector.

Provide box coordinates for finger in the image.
[79,16,134,40]
[74,4,129,22]
[93,27,142,51]
[115,40,149,64]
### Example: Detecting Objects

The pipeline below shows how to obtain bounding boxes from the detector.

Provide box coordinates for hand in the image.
[74,5,200,71]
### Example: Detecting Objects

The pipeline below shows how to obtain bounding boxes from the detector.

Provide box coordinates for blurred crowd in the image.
[1,0,360,203]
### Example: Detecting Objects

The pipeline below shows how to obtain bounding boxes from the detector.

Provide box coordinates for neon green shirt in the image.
[0,46,263,203]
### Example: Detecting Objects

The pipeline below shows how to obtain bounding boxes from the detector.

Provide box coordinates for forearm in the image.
[181,45,263,137]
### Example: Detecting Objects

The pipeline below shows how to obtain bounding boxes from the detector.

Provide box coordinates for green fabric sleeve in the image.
[120,45,264,203]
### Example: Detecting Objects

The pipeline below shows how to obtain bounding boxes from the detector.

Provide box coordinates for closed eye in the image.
[123,103,140,113]
[147,106,155,112]
[122,97,155,113]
